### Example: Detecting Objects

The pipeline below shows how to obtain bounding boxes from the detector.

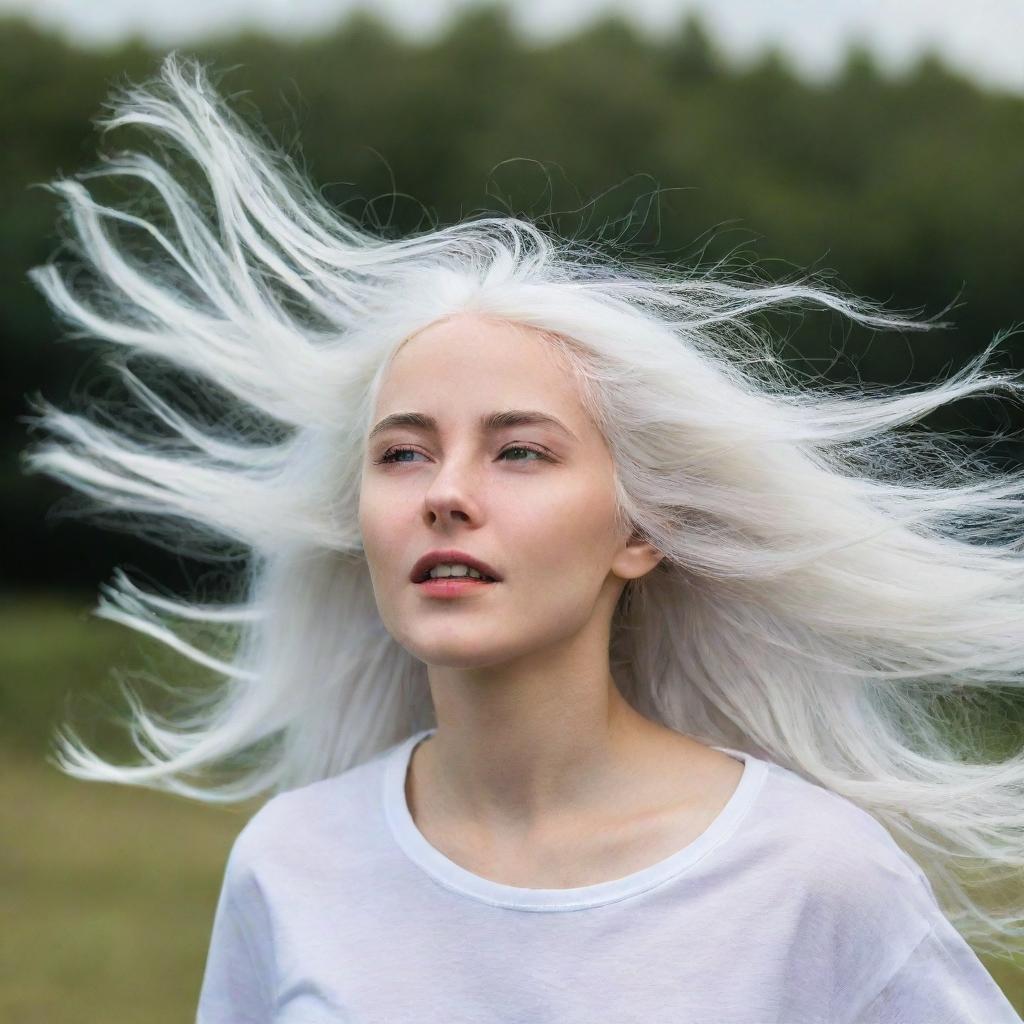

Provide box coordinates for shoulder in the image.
[744,758,939,928]
[745,761,944,1014]
[227,744,392,873]
[759,760,927,878]
[753,761,941,971]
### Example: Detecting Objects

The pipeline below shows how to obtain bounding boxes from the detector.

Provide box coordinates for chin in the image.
[407,631,520,670]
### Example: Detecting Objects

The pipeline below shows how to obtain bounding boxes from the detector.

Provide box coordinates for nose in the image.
[420,453,483,525]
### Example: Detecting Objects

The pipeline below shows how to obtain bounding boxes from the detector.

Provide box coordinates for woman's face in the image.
[358,312,642,669]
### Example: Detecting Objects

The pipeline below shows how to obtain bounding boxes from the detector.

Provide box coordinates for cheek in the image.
[507,479,619,572]
[357,485,398,562]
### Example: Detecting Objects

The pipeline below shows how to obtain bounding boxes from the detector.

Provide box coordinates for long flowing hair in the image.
[21,53,1024,958]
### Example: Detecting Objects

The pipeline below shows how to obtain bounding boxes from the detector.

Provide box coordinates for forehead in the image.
[375,314,582,412]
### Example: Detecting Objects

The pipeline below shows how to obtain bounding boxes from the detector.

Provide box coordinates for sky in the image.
[2,0,1022,97]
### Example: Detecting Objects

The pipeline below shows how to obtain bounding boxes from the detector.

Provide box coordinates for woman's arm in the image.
[195,823,278,1023]
[849,912,1022,1023]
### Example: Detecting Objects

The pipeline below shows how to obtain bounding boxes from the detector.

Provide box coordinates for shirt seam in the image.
[385,733,771,912]
[230,817,281,1016]
[837,920,937,1024]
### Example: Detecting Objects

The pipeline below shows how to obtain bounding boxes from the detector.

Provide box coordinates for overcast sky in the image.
[2,0,1022,96]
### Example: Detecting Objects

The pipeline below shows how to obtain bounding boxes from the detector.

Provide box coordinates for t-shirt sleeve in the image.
[804,795,1023,1024]
[850,910,1023,1024]
[195,810,278,1024]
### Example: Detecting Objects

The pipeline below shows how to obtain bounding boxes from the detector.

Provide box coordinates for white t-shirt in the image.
[196,727,1022,1023]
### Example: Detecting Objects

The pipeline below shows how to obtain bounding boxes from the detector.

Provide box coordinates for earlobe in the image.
[615,536,665,583]
[638,546,666,578]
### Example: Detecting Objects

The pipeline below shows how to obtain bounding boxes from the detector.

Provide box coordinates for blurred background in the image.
[2,0,1024,1019]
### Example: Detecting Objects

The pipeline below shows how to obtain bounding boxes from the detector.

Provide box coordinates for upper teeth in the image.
[427,563,491,580]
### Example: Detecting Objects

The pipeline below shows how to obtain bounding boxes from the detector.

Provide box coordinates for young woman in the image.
[24,53,1024,1022]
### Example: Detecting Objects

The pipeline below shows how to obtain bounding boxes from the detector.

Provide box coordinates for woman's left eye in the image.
[375,445,549,465]
[498,445,548,462]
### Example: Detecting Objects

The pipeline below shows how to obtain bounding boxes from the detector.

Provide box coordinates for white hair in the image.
[21,52,1024,959]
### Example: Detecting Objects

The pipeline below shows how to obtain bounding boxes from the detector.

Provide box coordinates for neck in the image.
[410,668,699,842]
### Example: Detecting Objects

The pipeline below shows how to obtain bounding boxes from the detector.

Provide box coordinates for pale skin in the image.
[358,311,743,888]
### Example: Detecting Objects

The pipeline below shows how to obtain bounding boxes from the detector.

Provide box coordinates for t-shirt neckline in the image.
[382,726,769,912]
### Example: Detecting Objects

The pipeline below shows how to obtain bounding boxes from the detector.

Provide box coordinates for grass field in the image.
[1,744,259,1023]
[1,592,262,1023]
[2,592,1022,1021]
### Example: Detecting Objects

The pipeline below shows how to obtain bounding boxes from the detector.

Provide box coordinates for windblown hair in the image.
[21,53,1024,958]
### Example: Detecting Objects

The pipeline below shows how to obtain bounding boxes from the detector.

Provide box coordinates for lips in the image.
[409,548,503,583]
[416,571,496,584]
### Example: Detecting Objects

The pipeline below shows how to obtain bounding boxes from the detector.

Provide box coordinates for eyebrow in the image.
[368,409,579,444]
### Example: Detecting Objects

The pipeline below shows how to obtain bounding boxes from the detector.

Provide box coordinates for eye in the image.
[498,445,549,463]
[374,446,425,465]
[374,444,551,465]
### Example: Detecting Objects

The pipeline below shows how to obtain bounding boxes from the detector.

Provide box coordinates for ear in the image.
[611,530,665,583]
